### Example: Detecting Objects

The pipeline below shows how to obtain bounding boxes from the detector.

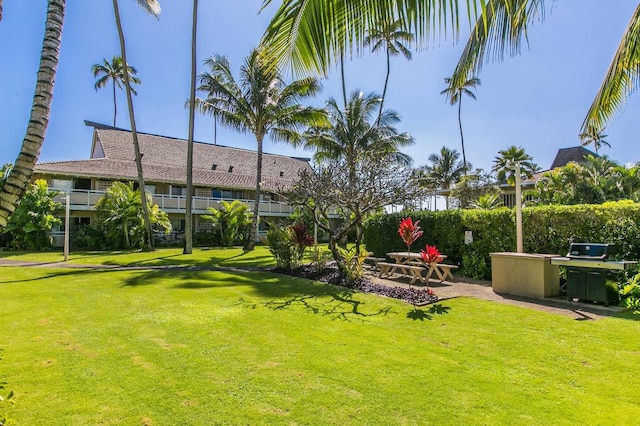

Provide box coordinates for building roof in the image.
[35,126,312,192]
[550,146,596,169]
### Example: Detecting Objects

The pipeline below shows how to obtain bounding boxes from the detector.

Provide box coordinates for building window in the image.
[52,179,73,191]
[212,189,243,199]
[171,218,186,232]
[74,178,92,190]
[144,185,156,195]
[171,186,186,196]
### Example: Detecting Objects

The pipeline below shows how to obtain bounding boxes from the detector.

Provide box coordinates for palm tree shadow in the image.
[406,303,451,321]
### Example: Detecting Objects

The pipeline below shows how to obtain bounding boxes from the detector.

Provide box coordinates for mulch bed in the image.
[274,264,439,306]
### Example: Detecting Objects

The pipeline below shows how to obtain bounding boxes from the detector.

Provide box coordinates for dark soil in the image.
[274,264,439,306]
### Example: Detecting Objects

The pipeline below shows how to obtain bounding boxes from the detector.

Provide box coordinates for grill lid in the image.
[566,243,616,260]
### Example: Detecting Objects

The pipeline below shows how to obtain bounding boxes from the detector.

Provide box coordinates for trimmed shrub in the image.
[363,201,640,280]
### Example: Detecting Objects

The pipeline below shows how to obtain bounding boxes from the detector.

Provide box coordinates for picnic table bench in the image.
[378,252,459,284]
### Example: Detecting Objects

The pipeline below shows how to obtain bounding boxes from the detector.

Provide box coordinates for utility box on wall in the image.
[490,252,561,298]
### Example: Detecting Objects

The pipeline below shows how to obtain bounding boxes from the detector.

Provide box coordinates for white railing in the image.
[51,188,296,217]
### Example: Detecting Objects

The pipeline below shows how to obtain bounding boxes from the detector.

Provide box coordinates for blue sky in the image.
[1,1,639,173]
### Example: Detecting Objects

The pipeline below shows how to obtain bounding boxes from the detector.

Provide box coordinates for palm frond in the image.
[134,0,161,19]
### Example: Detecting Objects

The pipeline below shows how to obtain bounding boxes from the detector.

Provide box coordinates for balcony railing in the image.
[52,188,296,217]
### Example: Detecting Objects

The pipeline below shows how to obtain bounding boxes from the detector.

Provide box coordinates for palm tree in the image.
[582,3,640,133]
[95,181,171,249]
[470,193,504,210]
[183,0,198,255]
[304,90,414,251]
[440,76,480,172]
[202,200,253,247]
[421,146,466,209]
[91,56,142,127]
[364,18,413,120]
[579,125,611,154]
[195,49,326,250]
[0,0,65,228]
[492,145,539,185]
[110,0,161,251]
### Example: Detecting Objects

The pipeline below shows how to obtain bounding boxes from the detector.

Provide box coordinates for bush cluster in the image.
[363,201,640,280]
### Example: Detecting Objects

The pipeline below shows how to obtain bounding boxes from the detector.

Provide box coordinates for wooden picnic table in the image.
[378,252,458,284]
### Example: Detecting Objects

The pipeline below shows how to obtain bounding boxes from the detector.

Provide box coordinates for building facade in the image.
[33,122,315,245]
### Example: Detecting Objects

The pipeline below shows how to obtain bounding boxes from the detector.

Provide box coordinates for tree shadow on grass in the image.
[0,267,118,284]
[406,303,451,321]
[258,289,392,321]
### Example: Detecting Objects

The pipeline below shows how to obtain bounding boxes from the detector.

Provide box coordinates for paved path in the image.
[0,258,624,320]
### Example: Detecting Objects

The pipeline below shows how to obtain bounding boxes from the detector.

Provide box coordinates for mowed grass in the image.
[0,246,279,268]
[1,260,640,424]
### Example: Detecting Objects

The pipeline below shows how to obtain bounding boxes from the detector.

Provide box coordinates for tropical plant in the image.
[3,179,61,251]
[304,90,414,251]
[364,18,414,120]
[492,145,539,185]
[398,217,423,254]
[0,0,65,228]
[265,222,313,270]
[470,193,504,210]
[440,76,480,172]
[91,56,141,127]
[194,49,326,250]
[448,168,501,209]
[420,146,467,210]
[420,244,442,266]
[110,0,161,251]
[183,0,199,255]
[201,200,252,247]
[579,124,611,155]
[95,181,170,249]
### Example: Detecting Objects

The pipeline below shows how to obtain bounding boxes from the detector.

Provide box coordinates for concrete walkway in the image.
[0,258,625,320]
[365,270,625,320]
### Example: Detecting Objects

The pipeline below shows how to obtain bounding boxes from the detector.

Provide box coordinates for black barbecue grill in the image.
[551,243,637,304]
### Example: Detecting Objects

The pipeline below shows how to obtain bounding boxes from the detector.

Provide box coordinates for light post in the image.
[515,162,523,253]
[64,194,70,261]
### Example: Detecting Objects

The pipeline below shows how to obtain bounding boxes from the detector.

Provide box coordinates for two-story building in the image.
[33,121,315,245]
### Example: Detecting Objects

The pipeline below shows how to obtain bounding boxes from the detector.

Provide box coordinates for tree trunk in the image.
[183,0,198,255]
[112,79,117,127]
[0,0,65,227]
[458,96,467,174]
[340,50,347,109]
[245,136,263,250]
[377,50,390,124]
[112,0,154,251]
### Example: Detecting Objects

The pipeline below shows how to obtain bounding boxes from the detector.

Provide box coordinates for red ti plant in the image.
[291,223,314,255]
[420,244,443,266]
[398,217,423,254]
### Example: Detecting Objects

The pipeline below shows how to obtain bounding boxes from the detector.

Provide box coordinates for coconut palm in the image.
[440,76,480,172]
[183,0,198,255]
[421,146,467,209]
[304,90,414,252]
[364,18,414,120]
[91,56,142,127]
[579,125,611,154]
[110,0,161,251]
[0,0,65,228]
[470,193,504,210]
[492,145,539,185]
[195,49,326,250]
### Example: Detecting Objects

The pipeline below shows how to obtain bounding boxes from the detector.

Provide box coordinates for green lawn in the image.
[1,254,640,424]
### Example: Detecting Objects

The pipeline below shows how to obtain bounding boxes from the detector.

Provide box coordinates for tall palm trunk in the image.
[184,0,198,255]
[112,0,154,251]
[458,97,467,174]
[340,49,347,109]
[245,136,263,251]
[112,79,118,127]
[0,0,65,227]
[1,1,4,22]
[377,50,391,123]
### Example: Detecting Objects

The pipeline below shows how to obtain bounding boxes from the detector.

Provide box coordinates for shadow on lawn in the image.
[0,267,118,284]
[406,303,451,321]
[260,290,392,321]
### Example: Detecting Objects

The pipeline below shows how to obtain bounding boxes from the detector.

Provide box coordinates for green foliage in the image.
[95,182,171,249]
[461,251,490,280]
[620,271,640,310]
[4,179,61,251]
[0,164,11,192]
[266,224,300,270]
[338,247,371,282]
[363,201,640,280]
[310,245,331,274]
[201,200,252,247]
[70,223,109,251]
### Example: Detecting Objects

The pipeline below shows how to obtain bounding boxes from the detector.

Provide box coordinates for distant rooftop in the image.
[550,146,597,169]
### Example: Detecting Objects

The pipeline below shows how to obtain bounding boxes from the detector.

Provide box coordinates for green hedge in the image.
[363,201,640,279]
